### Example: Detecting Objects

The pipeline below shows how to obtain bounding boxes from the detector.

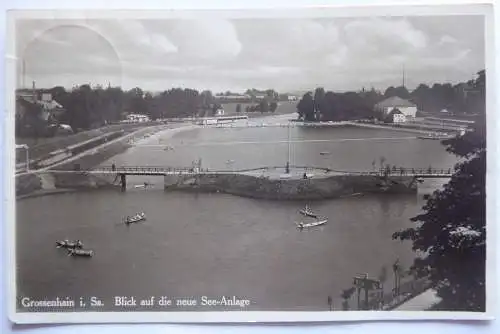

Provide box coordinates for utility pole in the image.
[16,144,29,172]
[286,122,291,174]
[22,59,26,88]
[402,64,406,88]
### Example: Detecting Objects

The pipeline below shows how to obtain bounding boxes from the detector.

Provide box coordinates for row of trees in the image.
[244,88,280,101]
[236,100,279,113]
[16,84,289,137]
[296,70,486,122]
[39,85,212,131]
[297,88,380,121]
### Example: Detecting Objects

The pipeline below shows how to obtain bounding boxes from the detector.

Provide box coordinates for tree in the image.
[297,92,315,121]
[341,287,356,310]
[211,103,222,116]
[393,86,410,99]
[259,100,269,113]
[314,87,326,120]
[392,72,486,311]
[269,101,278,112]
[384,86,397,98]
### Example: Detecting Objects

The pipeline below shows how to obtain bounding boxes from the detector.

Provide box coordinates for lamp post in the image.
[392,259,400,296]
[285,122,291,174]
[16,144,29,172]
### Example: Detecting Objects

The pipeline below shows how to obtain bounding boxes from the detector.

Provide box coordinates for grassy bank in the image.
[16,125,167,198]
[15,122,159,164]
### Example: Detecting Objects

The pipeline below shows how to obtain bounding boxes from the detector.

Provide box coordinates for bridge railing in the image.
[376,167,453,176]
[96,165,197,173]
[91,165,454,176]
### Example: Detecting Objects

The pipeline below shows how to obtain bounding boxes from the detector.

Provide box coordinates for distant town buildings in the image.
[15,83,68,137]
[216,94,252,102]
[126,114,151,123]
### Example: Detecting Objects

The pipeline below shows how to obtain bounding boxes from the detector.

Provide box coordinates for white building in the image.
[389,109,407,123]
[374,96,417,121]
[126,114,151,122]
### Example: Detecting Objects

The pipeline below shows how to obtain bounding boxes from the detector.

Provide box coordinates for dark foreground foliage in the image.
[392,71,486,312]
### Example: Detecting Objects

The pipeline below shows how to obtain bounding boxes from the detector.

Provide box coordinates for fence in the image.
[370,277,433,310]
[93,165,453,177]
[342,276,433,311]
[377,167,453,176]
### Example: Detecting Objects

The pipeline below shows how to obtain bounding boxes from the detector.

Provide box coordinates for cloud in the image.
[234,19,341,67]
[343,18,427,52]
[166,19,241,61]
[439,35,458,45]
[14,15,485,92]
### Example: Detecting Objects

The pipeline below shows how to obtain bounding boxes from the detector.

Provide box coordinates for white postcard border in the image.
[5,2,497,324]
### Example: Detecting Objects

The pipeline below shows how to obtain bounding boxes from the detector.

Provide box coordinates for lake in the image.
[16,112,458,312]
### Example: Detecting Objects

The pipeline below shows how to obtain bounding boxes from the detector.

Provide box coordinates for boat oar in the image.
[115,218,130,226]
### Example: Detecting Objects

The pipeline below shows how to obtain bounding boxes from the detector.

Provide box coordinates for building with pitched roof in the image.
[374,96,417,122]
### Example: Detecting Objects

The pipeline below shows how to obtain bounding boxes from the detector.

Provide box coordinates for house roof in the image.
[375,96,416,108]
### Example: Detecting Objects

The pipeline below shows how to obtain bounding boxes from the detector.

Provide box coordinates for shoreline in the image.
[16,114,435,200]
[16,188,78,200]
[15,124,177,199]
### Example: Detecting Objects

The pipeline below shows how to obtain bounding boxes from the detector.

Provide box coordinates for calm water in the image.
[17,114,458,311]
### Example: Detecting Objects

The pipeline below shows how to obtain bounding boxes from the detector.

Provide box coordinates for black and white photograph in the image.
[7,4,494,324]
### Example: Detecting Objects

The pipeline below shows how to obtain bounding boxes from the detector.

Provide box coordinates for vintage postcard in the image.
[6,3,495,324]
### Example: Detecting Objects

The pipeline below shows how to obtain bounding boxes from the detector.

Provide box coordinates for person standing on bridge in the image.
[112,163,116,171]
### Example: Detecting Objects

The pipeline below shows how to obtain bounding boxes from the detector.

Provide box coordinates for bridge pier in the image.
[120,174,126,192]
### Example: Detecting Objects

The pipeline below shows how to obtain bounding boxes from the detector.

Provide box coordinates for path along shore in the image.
[15,123,199,198]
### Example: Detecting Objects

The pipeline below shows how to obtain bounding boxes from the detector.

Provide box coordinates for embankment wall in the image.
[164,173,417,201]
[17,170,417,201]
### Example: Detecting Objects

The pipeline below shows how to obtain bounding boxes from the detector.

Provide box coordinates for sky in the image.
[15,15,485,94]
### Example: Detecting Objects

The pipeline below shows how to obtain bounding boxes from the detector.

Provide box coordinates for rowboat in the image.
[296,219,328,229]
[320,151,331,155]
[134,183,152,189]
[56,240,83,249]
[299,206,318,218]
[68,249,94,257]
[125,212,146,224]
